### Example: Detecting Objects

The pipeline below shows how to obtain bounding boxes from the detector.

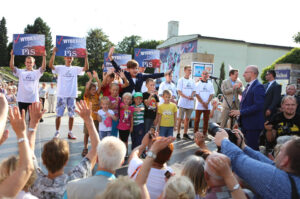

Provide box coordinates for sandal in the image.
[81,148,88,157]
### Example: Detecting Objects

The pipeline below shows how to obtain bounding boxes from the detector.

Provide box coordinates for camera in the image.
[208,123,238,148]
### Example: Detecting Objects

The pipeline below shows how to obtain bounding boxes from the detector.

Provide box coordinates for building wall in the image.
[197,38,291,82]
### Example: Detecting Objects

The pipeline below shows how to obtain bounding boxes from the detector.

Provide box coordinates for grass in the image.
[0,66,18,82]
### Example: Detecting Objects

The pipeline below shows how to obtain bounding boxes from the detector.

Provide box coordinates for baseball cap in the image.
[133,92,143,98]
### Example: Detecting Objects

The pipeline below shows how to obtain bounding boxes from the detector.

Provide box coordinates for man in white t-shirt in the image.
[176,65,195,140]
[195,70,215,138]
[9,50,46,117]
[49,47,89,139]
[158,73,177,104]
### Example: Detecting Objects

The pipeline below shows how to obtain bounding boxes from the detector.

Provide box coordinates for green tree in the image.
[261,48,300,83]
[86,28,113,75]
[137,40,164,49]
[293,32,300,43]
[0,17,8,66]
[217,62,225,95]
[116,35,141,57]
[24,17,53,70]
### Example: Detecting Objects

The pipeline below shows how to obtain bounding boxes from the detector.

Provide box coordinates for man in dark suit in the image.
[230,65,265,150]
[264,70,282,121]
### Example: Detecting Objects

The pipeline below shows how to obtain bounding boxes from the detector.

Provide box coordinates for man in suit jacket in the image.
[230,65,265,150]
[264,70,282,121]
[220,69,243,128]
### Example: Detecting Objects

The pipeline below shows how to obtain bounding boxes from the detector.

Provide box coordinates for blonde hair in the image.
[163,175,195,199]
[0,156,36,191]
[98,176,141,199]
[122,92,132,100]
[182,155,207,197]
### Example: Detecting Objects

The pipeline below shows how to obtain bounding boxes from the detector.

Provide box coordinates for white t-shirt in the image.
[195,81,215,110]
[158,81,177,103]
[13,68,43,103]
[52,65,84,98]
[47,87,56,95]
[128,157,173,199]
[177,77,196,109]
[97,109,114,131]
[141,81,147,93]
[16,191,38,199]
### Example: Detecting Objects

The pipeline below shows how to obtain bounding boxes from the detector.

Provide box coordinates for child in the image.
[143,78,159,133]
[117,92,134,149]
[5,86,16,107]
[108,83,122,137]
[177,65,195,140]
[49,47,89,139]
[9,50,46,116]
[108,46,172,95]
[82,71,101,156]
[97,96,117,139]
[156,90,177,137]
[131,92,145,150]
[102,70,129,96]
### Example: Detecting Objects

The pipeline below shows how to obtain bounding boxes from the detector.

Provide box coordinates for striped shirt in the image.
[133,103,145,126]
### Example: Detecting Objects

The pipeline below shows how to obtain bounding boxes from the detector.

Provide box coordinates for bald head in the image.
[243,65,259,82]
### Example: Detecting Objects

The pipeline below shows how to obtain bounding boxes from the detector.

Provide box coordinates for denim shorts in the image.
[99,131,111,140]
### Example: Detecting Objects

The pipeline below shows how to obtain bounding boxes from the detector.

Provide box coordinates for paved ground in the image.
[1,108,216,176]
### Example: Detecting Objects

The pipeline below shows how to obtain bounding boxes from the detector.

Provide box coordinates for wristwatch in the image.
[146,151,157,159]
[230,183,240,192]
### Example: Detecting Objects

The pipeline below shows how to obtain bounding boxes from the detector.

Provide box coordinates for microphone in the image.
[209,75,219,80]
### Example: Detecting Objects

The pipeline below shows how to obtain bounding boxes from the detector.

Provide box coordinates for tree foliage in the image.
[86,28,113,75]
[116,35,141,57]
[137,40,164,49]
[293,32,300,43]
[217,62,225,95]
[261,48,300,83]
[0,17,8,66]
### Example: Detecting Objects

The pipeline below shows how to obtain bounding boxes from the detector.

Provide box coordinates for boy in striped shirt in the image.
[131,92,145,149]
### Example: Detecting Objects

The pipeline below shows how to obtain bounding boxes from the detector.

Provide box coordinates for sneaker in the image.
[40,118,44,123]
[68,132,77,140]
[54,132,60,138]
[183,134,192,140]
[176,133,181,140]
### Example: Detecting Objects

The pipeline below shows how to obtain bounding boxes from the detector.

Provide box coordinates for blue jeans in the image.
[131,123,145,150]
[99,131,111,140]
[111,120,119,137]
[144,118,154,134]
[159,127,174,137]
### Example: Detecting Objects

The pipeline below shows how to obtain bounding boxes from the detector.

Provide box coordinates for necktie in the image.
[241,84,250,102]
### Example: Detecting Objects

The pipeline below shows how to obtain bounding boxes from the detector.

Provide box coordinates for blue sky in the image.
[2,0,300,47]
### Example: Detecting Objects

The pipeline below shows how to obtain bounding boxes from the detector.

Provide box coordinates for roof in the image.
[157,34,294,50]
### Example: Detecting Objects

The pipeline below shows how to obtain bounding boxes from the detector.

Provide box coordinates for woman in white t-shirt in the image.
[10,50,46,116]
[128,134,174,199]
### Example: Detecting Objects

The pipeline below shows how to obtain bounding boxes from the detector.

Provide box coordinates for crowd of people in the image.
[0,45,299,199]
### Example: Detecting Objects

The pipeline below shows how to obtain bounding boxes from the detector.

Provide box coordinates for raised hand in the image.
[108,46,115,61]
[9,107,26,138]
[150,136,175,154]
[0,130,9,145]
[29,102,46,125]
[87,71,93,80]
[207,153,232,178]
[214,129,229,147]
[92,70,99,79]
[75,100,92,121]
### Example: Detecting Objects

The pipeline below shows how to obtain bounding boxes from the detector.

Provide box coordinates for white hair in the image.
[97,136,126,171]
[163,175,195,199]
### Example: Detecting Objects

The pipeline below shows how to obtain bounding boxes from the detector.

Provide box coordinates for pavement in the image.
[0,105,217,176]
